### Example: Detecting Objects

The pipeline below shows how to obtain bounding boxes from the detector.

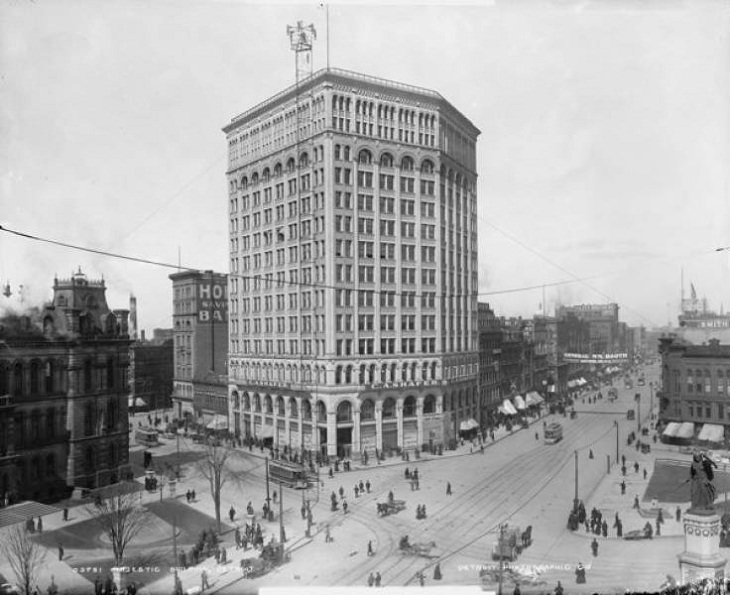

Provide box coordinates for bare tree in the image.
[1,523,46,595]
[86,481,148,567]
[194,439,245,532]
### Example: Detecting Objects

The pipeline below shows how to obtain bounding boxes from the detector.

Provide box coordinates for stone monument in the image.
[677,452,727,582]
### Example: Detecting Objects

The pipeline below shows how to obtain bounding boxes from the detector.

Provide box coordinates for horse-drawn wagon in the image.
[377,499,406,517]
[240,541,289,579]
[398,535,438,558]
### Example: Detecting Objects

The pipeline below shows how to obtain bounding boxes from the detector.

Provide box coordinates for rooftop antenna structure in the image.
[287,21,317,85]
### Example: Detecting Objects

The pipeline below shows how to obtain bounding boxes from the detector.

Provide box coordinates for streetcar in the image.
[544,422,563,444]
[135,427,159,447]
[269,459,309,489]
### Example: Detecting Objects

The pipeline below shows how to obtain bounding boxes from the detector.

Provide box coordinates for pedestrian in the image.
[601,520,608,538]
[179,551,187,569]
[191,489,196,501]
[633,495,640,510]
[368,573,374,587]
[325,525,332,543]
[620,480,626,495]
[359,480,365,493]
[676,506,681,522]
[634,461,639,473]
[555,580,564,595]
[229,505,236,522]
[200,569,210,592]
[589,449,594,459]
[576,562,586,584]
[433,563,442,580]
[446,482,452,496]
[418,571,425,586]
[368,540,374,556]
[643,468,648,480]
[513,584,521,595]
[235,527,241,549]
[535,432,539,441]
[62,508,68,521]
[339,486,344,499]
[375,572,381,587]
[621,465,627,476]
[173,571,183,595]
[220,546,227,564]
[657,508,664,525]
[301,504,307,520]
[57,543,64,561]
[94,576,102,595]
[656,518,661,536]
[366,480,371,493]
[622,454,626,466]
[355,485,359,498]
[616,519,623,538]
[343,500,348,514]
[37,516,43,533]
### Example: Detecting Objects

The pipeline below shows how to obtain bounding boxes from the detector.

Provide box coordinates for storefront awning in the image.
[259,425,274,438]
[525,392,544,406]
[514,395,527,410]
[459,419,479,432]
[676,422,695,440]
[662,422,681,438]
[567,380,578,388]
[578,378,588,386]
[698,423,725,443]
[502,399,518,416]
[128,396,147,407]
[206,415,228,430]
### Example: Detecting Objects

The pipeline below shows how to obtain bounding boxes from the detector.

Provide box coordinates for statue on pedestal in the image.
[689,451,718,513]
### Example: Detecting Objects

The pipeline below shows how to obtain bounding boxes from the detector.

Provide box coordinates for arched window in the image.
[382,397,396,419]
[381,364,388,384]
[299,152,309,168]
[336,400,352,423]
[30,360,40,395]
[287,158,296,173]
[251,172,259,185]
[358,149,372,164]
[232,391,240,410]
[361,399,375,421]
[359,364,366,385]
[290,399,299,418]
[423,394,436,414]
[421,159,434,174]
[400,156,414,171]
[316,401,327,424]
[401,365,408,382]
[253,394,261,412]
[13,362,24,397]
[390,363,397,382]
[264,395,273,414]
[276,396,285,416]
[242,393,250,410]
[241,175,248,189]
[262,167,270,182]
[345,365,352,384]
[380,153,394,168]
[403,396,416,417]
[335,365,343,385]
[302,399,312,421]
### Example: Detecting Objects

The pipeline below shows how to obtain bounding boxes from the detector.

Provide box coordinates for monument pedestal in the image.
[677,510,727,583]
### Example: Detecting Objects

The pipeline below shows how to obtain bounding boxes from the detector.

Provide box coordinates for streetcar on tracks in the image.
[544,422,563,444]
[269,459,310,489]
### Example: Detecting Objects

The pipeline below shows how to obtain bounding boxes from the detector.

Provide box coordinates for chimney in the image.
[129,294,138,340]
[141,329,146,342]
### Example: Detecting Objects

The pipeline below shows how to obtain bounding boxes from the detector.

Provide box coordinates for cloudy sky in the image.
[1,0,728,333]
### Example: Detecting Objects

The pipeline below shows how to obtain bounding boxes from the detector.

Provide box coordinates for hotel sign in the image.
[198,283,228,322]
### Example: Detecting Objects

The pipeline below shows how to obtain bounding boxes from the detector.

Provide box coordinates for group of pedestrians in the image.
[588,507,607,537]
[185,489,196,503]
[353,479,372,498]
[25,515,43,533]
[405,467,420,490]
[367,571,382,587]
[234,521,265,550]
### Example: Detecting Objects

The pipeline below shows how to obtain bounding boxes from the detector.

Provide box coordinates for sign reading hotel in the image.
[198,283,228,322]
[564,352,628,363]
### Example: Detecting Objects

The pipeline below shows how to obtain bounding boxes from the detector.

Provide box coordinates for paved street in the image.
[1,363,711,595]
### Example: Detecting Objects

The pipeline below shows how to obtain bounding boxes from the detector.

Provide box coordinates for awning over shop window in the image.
[676,422,695,440]
[502,399,518,416]
[578,378,588,386]
[514,395,527,410]
[662,422,681,438]
[128,396,147,408]
[698,423,725,443]
[206,415,228,430]
[567,380,578,388]
[459,418,479,432]
[525,392,544,406]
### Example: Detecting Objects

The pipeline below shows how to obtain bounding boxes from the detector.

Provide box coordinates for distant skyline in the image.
[1,0,729,333]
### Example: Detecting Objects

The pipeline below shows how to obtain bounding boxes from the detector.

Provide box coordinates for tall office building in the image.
[224,67,480,458]
[169,270,228,424]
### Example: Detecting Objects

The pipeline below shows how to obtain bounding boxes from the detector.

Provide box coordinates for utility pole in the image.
[635,393,641,434]
[574,450,579,512]
[266,456,272,521]
[497,523,506,595]
[614,420,619,464]
[279,481,285,543]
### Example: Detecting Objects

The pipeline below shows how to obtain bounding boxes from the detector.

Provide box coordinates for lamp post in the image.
[614,420,619,464]
[497,522,507,595]
[649,381,655,422]
[635,393,641,434]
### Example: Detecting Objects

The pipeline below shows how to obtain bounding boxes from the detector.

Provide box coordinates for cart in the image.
[377,499,406,517]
